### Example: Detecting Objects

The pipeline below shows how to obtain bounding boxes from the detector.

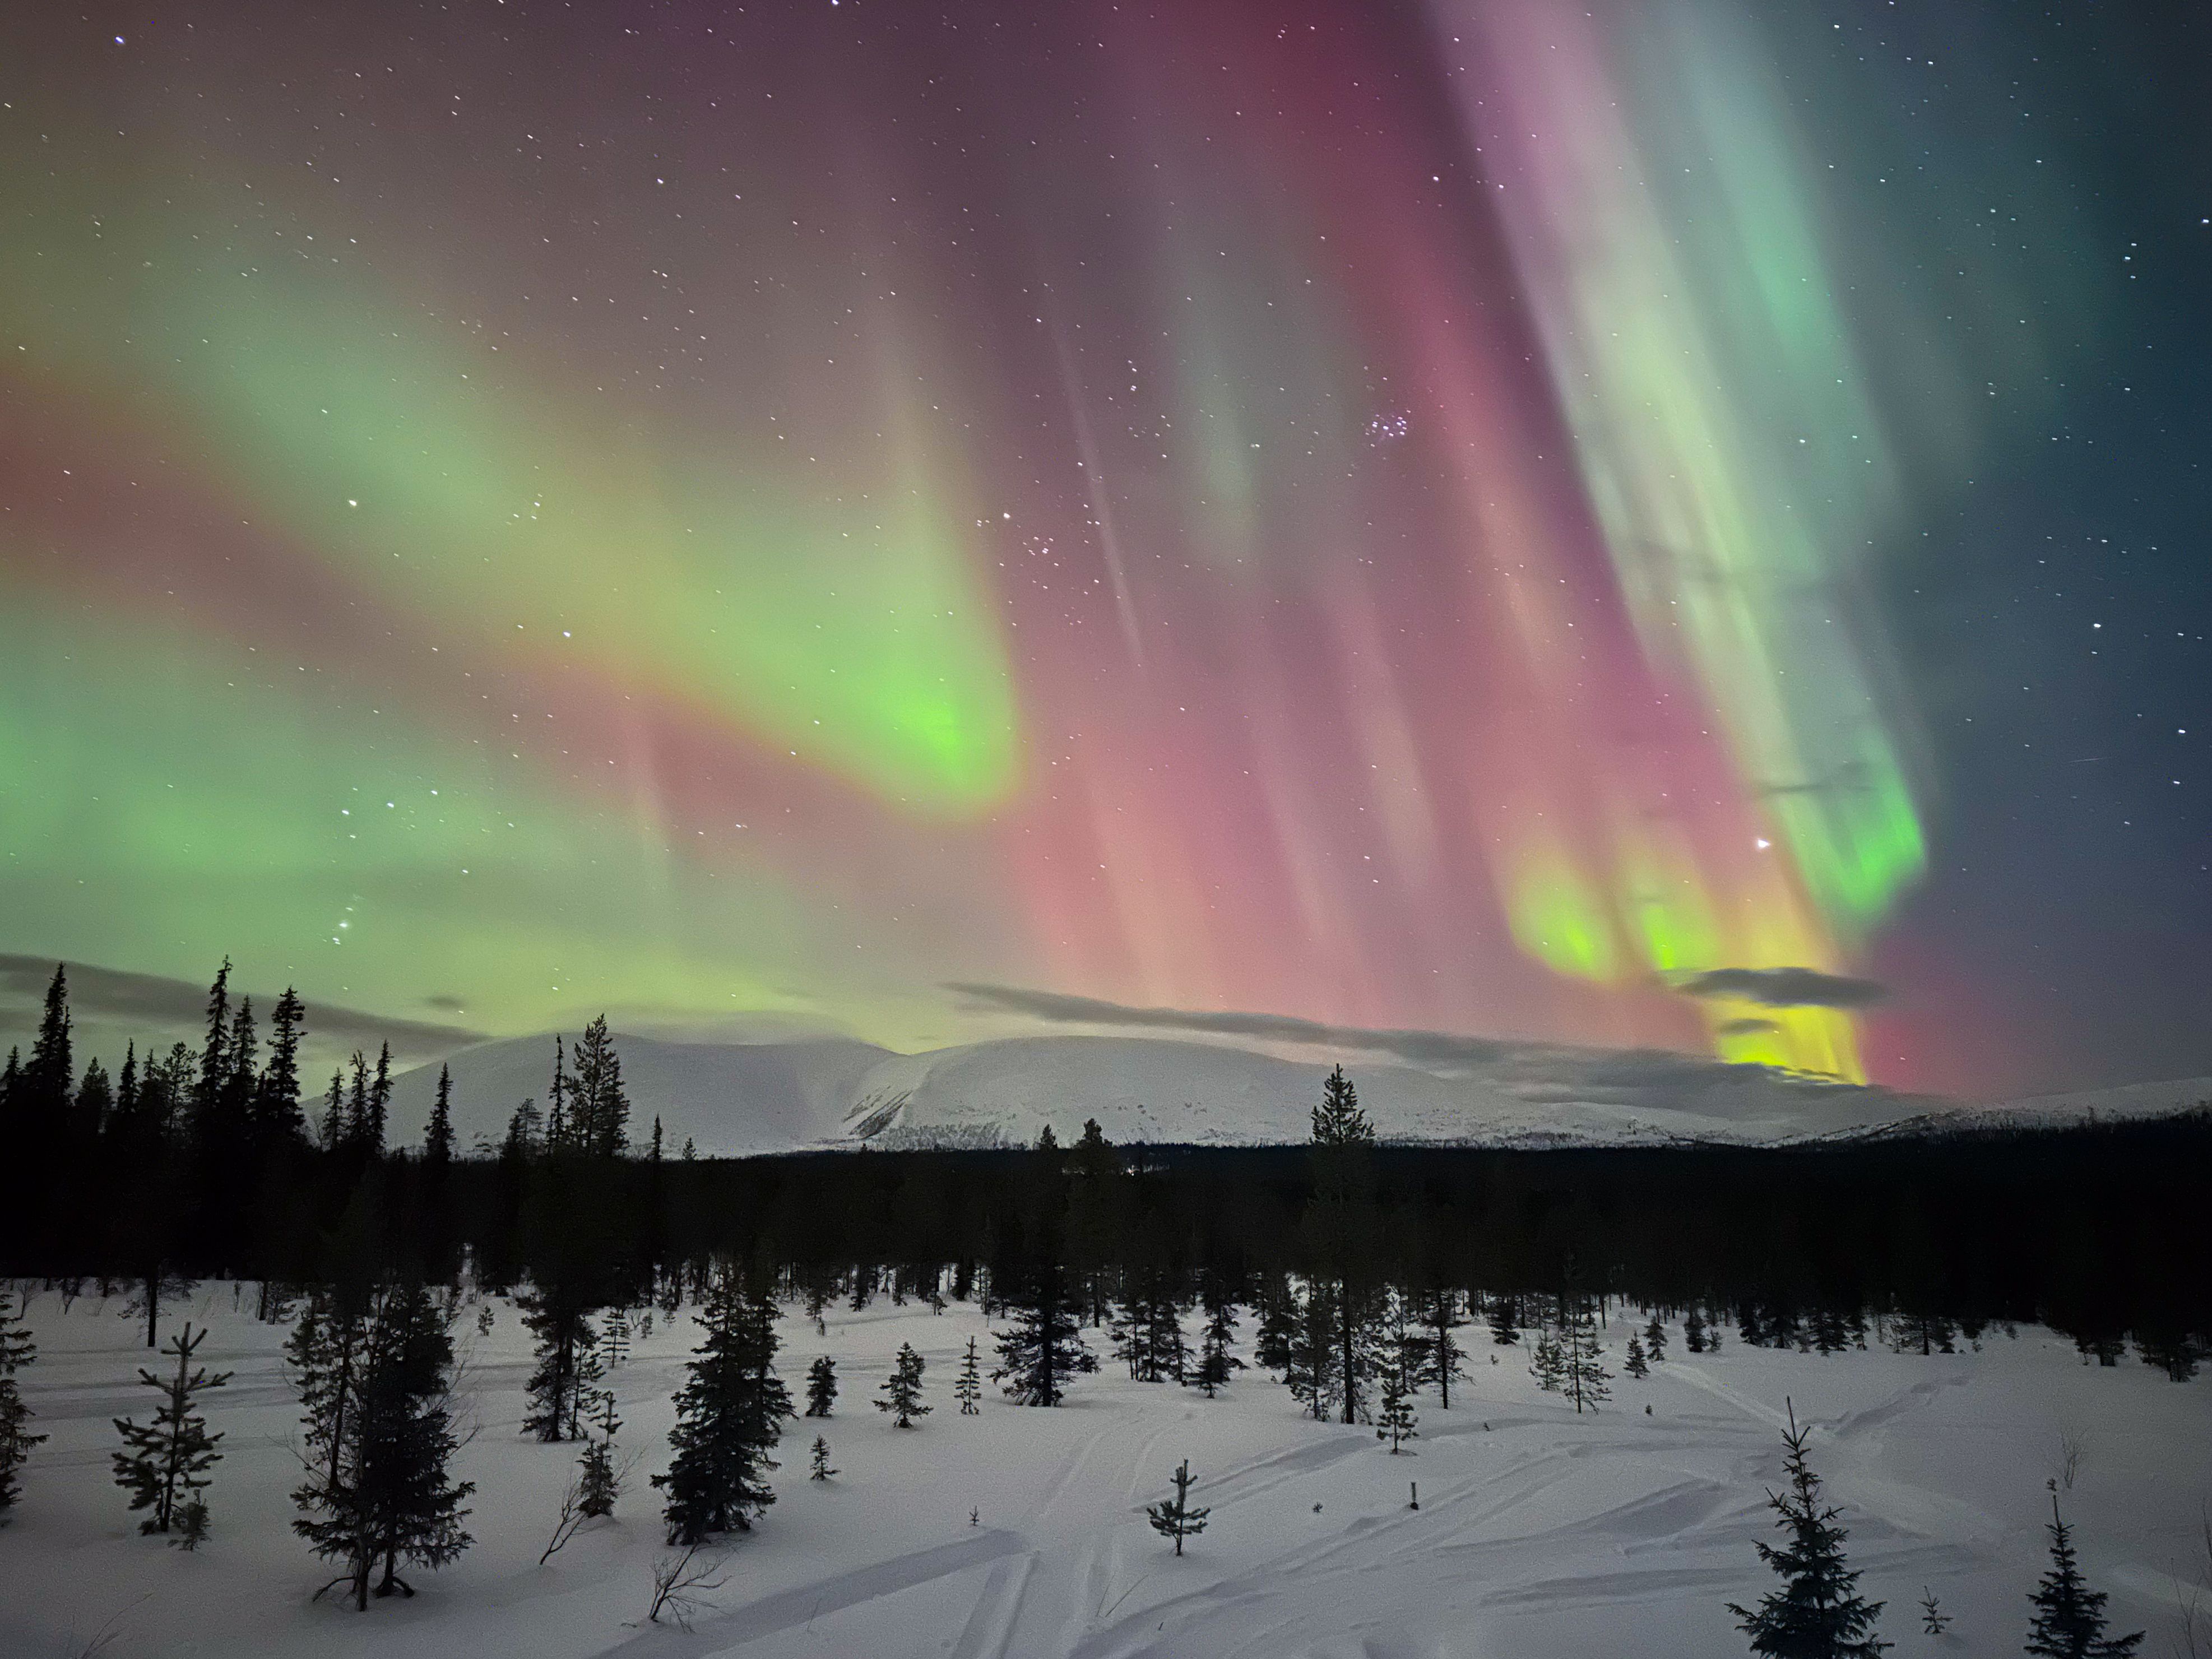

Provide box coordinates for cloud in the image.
[1716,1016,1783,1037]
[1672,967,1888,1009]
[0,954,484,1058]
[943,981,1819,1096]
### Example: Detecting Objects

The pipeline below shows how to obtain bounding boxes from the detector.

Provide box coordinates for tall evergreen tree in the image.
[565,1016,629,1157]
[576,1389,623,1520]
[875,1342,929,1428]
[424,1064,456,1167]
[0,1289,45,1520]
[655,1264,790,1543]
[256,987,308,1150]
[518,1286,599,1443]
[1643,1314,1669,1363]
[1422,1289,1467,1408]
[2025,1494,2144,1657]
[21,966,73,1197]
[1286,1281,1341,1420]
[1726,1402,1890,1657]
[111,1322,231,1535]
[804,1355,838,1419]
[1558,1293,1612,1414]
[1310,1064,1374,1144]
[1486,1291,1521,1347]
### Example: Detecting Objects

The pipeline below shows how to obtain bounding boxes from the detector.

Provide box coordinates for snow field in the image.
[4,1283,2207,1658]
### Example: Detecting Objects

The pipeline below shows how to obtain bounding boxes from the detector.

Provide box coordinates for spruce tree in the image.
[518,1286,598,1442]
[1422,1289,1467,1408]
[876,1342,929,1428]
[809,1435,836,1481]
[424,1064,456,1167]
[2025,1494,2143,1657]
[1726,1402,1890,1657]
[655,1265,790,1544]
[1193,1298,1244,1397]
[1376,1347,1419,1452]
[954,1337,984,1414]
[1643,1314,1668,1363]
[1917,1590,1950,1635]
[293,1281,474,1610]
[576,1389,622,1519]
[1530,1328,1566,1394]
[1286,1282,1340,1420]
[805,1355,838,1418]
[256,986,308,1151]
[1685,1308,1709,1353]
[992,1261,1092,1407]
[1486,1291,1520,1347]
[112,1322,231,1535]
[1146,1459,1211,1556]
[1624,1333,1650,1379]
[1554,1287,1612,1414]
[0,1290,46,1520]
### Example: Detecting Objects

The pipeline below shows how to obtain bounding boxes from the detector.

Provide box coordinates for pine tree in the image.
[1110,1269,1190,1383]
[1286,1282,1340,1421]
[293,1282,474,1610]
[518,1286,598,1442]
[2025,1494,2143,1657]
[876,1342,929,1428]
[565,1016,630,1157]
[809,1435,836,1482]
[424,1065,456,1167]
[1917,1589,1950,1635]
[1685,1308,1709,1353]
[111,1322,231,1535]
[1486,1291,1521,1347]
[1146,1459,1211,1556]
[577,1390,623,1519]
[256,986,308,1151]
[1311,1064,1374,1144]
[1422,1289,1467,1408]
[992,1261,1092,1407]
[955,1337,984,1414]
[655,1265,790,1544]
[173,1496,211,1551]
[1193,1297,1244,1397]
[805,1355,838,1419]
[365,1043,393,1157]
[1624,1334,1650,1379]
[1530,1328,1565,1394]
[1376,1346,1419,1453]
[1726,1402,1890,1657]
[1555,1289,1612,1414]
[1643,1314,1668,1363]
[0,1290,47,1520]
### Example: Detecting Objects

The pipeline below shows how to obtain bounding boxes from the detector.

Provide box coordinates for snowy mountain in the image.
[387,1023,2211,1160]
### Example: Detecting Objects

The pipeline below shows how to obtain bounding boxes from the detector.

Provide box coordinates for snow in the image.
[386,1028,2211,1159]
[7,1285,2206,1658]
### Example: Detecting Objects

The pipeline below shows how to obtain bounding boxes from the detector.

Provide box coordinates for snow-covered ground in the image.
[6,1285,2207,1658]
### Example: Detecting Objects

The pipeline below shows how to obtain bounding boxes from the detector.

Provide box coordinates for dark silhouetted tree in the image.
[875,1342,929,1428]
[1146,1459,1210,1556]
[1727,1401,1890,1658]
[655,1264,789,1544]
[111,1322,231,1535]
[2025,1494,2143,1657]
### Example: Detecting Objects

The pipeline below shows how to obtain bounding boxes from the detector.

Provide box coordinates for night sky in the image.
[1,1,2205,1100]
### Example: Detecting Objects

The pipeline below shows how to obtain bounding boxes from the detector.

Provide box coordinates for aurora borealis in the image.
[3,1,2206,1097]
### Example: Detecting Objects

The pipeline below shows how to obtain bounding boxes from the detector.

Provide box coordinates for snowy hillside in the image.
[389,1026,2211,1159]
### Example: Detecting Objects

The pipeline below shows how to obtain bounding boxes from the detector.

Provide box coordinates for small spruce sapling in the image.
[876,1343,929,1428]
[1918,1588,1951,1635]
[1376,1351,1420,1453]
[809,1436,835,1482]
[2025,1491,2143,1657]
[955,1337,984,1415]
[112,1322,232,1535]
[1624,1334,1650,1379]
[1146,1458,1211,1556]
[1643,1315,1668,1363]
[805,1355,837,1419]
